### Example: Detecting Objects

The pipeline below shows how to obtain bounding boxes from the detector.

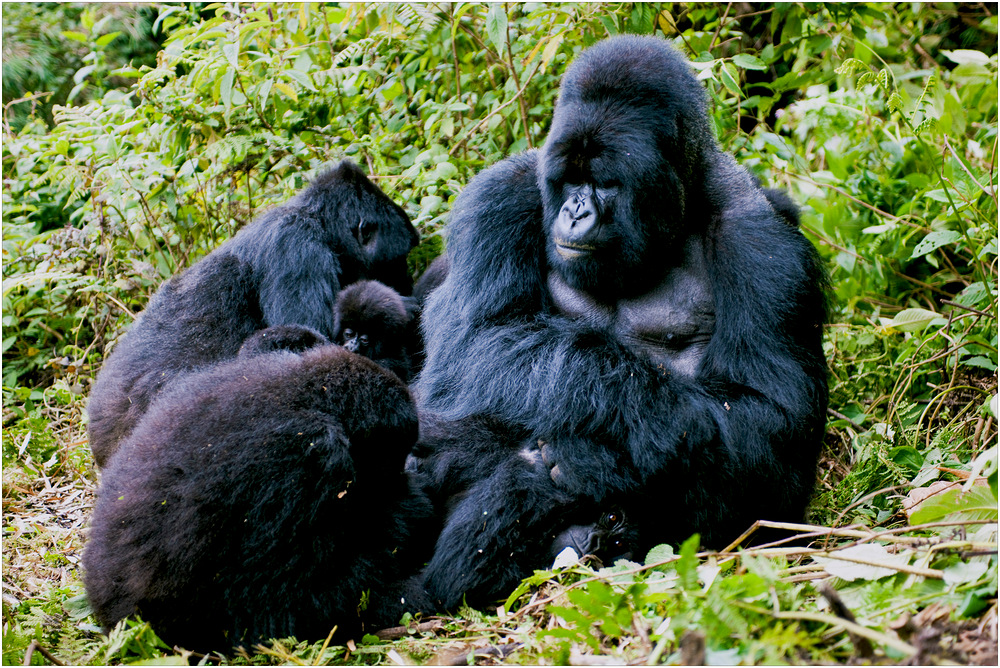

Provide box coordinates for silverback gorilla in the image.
[413,35,828,608]
[83,340,435,649]
[88,160,418,467]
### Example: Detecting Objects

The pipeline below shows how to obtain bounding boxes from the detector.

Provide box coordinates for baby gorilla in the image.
[550,508,639,566]
[335,280,416,382]
[83,341,435,651]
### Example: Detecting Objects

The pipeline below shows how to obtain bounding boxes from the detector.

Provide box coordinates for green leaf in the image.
[835,58,866,76]
[220,68,235,108]
[942,49,990,66]
[258,79,273,111]
[61,30,88,43]
[645,543,675,566]
[223,42,239,69]
[720,62,741,96]
[888,308,940,332]
[911,230,961,258]
[909,485,998,525]
[732,53,767,71]
[952,63,992,86]
[486,4,508,56]
[283,69,316,92]
[95,31,122,48]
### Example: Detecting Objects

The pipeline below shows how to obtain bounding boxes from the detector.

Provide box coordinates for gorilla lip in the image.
[555,241,595,259]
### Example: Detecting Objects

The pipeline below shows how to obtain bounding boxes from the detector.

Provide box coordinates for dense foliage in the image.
[2,2,997,665]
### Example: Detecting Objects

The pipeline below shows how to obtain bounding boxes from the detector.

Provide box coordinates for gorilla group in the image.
[87,159,418,467]
[412,34,827,608]
[83,34,827,649]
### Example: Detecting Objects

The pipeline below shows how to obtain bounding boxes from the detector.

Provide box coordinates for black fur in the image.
[88,160,418,467]
[83,345,435,650]
[414,36,828,608]
[238,324,329,357]
[335,280,414,381]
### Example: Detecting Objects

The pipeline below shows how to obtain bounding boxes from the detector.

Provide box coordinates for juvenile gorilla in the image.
[335,280,415,382]
[83,342,435,650]
[88,160,418,467]
[414,36,828,608]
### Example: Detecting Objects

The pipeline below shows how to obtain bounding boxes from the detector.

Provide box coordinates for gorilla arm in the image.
[416,152,827,541]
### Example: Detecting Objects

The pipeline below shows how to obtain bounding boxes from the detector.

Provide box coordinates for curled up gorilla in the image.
[413,35,828,608]
[87,160,418,467]
[83,337,435,650]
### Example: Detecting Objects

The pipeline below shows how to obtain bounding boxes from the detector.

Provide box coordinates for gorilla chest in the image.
[547,245,715,376]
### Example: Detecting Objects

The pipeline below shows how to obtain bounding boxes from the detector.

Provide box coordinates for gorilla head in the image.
[310,161,419,296]
[335,280,413,380]
[550,507,639,565]
[539,35,716,300]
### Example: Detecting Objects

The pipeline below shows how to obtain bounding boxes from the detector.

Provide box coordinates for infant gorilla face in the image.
[550,508,638,566]
[339,327,371,356]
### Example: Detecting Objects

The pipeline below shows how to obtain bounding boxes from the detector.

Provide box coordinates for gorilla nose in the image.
[555,187,600,248]
[343,338,359,353]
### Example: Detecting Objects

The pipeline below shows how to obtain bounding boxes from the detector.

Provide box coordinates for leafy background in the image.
[2,2,997,665]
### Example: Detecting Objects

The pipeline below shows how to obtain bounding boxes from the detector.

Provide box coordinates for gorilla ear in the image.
[356,219,378,246]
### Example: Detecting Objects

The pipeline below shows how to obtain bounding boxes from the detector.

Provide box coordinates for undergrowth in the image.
[3,3,997,665]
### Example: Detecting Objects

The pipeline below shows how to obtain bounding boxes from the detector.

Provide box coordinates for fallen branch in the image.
[22,640,64,667]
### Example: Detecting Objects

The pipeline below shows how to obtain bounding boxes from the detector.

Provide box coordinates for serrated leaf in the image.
[909,485,997,525]
[889,308,939,332]
[887,92,903,112]
[283,69,315,92]
[220,68,235,108]
[732,53,767,71]
[912,230,961,258]
[223,42,238,69]
[486,4,508,56]
[720,62,741,95]
[274,82,297,102]
[645,543,675,566]
[258,79,273,110]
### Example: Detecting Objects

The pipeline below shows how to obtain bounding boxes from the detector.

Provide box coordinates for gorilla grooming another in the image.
[88,160,419,467]
[335,280,414,381]
[414,35,827,608]
[83,341,434,650]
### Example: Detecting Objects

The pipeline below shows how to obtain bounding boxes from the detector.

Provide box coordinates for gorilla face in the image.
[550,508,638,564]
[324,161,419,296]
[539,36,715,300]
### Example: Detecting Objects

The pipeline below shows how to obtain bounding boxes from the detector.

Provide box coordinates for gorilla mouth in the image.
[555,241,595,259]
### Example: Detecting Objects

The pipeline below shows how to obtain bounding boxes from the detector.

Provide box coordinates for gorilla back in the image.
[83,345,433,649]
[87,160,418,467]
[415,35,827,607]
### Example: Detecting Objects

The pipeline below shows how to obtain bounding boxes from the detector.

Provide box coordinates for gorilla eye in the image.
[605,512,619,524]
[356,219,378,246]
[612,538,623,549]
[343,328,355,339]
[359,334,370,345]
